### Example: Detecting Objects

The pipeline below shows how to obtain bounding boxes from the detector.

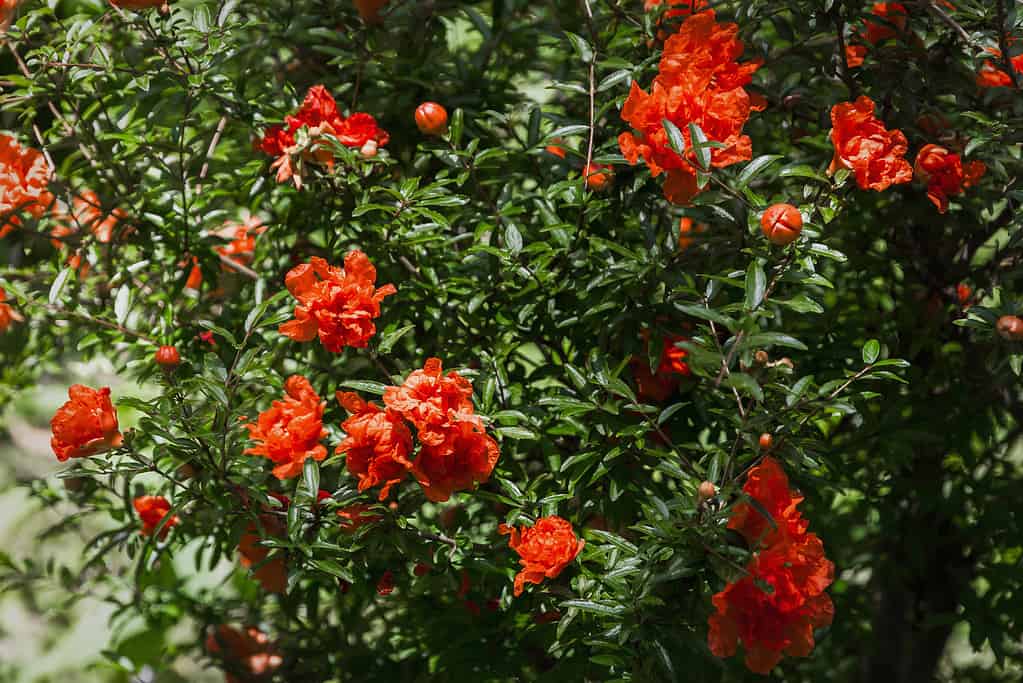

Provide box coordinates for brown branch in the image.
[996,0,1021,89]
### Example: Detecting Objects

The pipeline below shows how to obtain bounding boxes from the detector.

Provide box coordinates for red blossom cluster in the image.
[133,495,179,539]
[258,85,389,187]
[913,144,986,213]
[244,375,328,480]
[336,357,501,503]
[632,331,691,402]
[844,2,908,68]
[619,10,763,205]
[499,516,584,597]
[50,385,123,462]
[206,625,282,683]
[708,457,834,675]
[279,251,396,352]
[976,44,1023,88]
[828,96,912,192]
[0,286,23,332]
[0,132,53,238]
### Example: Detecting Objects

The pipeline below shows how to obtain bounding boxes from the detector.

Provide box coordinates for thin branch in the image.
[996,0,1021,89]
[197,115,228,188]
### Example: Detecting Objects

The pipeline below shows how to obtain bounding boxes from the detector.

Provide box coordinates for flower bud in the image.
[759,433,774,451]
[760,203,803,246]
[154,345,180,368]
[584,163,612,192]
[414,102,449,136]
[360,139,378,158]
[697,480,717,502]
[997,315,1023,341]
[754,350,769,365]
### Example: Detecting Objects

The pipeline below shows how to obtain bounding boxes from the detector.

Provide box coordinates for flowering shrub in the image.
[1,1,1023,681]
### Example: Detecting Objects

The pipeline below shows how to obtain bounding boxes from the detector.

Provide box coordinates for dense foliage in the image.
[1,0,1023,681]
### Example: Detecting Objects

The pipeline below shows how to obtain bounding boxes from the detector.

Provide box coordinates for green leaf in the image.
[725,373,764,401]
[564,31,593,62]
[338,380,387,396]
[378,325,416,354]
[49,267,73,304]
[504,223,523,255]
[737,154,783,186]
[560,600,625,616]
[496,426,538,440]
[862,339,880,364]
[662,118,686,158]
[114,286,131,325]
[747,332,808,351]
[303,458,320,498]
[744,261,767,309]
[688,122,711,170]
[308,559,354,583]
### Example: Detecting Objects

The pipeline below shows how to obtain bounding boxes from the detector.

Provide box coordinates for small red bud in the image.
[697,480,717,502]
[584,163,612,192]
[154,345,180,368]
[760,203,803,246]
[997,315,1023,341]
[759,433,774,451]
[415,102,449,136]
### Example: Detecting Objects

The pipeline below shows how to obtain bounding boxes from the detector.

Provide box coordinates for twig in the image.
[581,0,597,178]
[921,0,971,45]
[45,304,158,344]
[197,115,228,188]
[217,252,260,280]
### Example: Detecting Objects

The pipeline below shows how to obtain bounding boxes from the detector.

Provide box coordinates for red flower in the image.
[279,251,396,352]
[913,143,986,213]
[214,214,265,268]
[354,0,389,23]
[619,11,761,205]
[206,625,283,683]
[708,540,834,674]
[0,1,22,33]
[0,286,23,332]
[133,495,179,539]
[337,503,383,532]
[52,190,127,246]
[412,418,500,502]
[244,375,327,480]
[632,333,691,402]
[583,163,613,192]
[499,516,585,597]
[238,514,287,594]
[827,96,912,191]
[845,44,868,68]
[957,283,972,306]
[976,49,1023,88]
[383,357,476,451]
[727,457,809,549]
[111,0,168,8]
[861,2,907,45]
[644,0,708,19]
[336,391,413,501]
[377,570,395,596]
[709,457,835,674]
[0,133,53,239]
[258,85,389,186]
[50,385,123,462]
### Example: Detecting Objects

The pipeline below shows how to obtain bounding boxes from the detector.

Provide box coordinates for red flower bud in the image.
[154,345,180,368]
[760,203,803,246]
[584,163,612,192]
[414,563,431,577]
[759,433,774,451]
[415,102,449,136]
[697,480,717,502]
[997,315,1023,341]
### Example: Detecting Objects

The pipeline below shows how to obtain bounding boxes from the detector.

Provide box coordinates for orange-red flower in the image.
[133,495,179,539]
[619,11,761,205]
[215,214,265,268]
[337,502,383,532]
[206,625,282,683]
[0,286,23,332]
[644,0,708,19]
[727,457,809,549]
[708,540,835,674]
[336,391,413,501]
[258,85,389,186]
[279,251,396,352]
[0,133,53,239]
[844,3,908,68]
[499,516,584,597]
[50,385,123,462]
[383,357,476,450]
[0,1,21,33]
[238,515,287,593]
[411,418,500,502]
[827,96,912,191]
[677,216,707,251]
[354,0,388,23]
[244,375,327,480]
[51,191,127,246]
[377,570,395,596]
[913,143,986,213]
[709,457,834,674]
[632,333,691,402]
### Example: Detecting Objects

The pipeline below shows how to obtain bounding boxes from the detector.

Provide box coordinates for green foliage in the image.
[1,0,1023,681]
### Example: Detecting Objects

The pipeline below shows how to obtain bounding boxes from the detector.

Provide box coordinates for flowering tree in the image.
[1,0,1022,681]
